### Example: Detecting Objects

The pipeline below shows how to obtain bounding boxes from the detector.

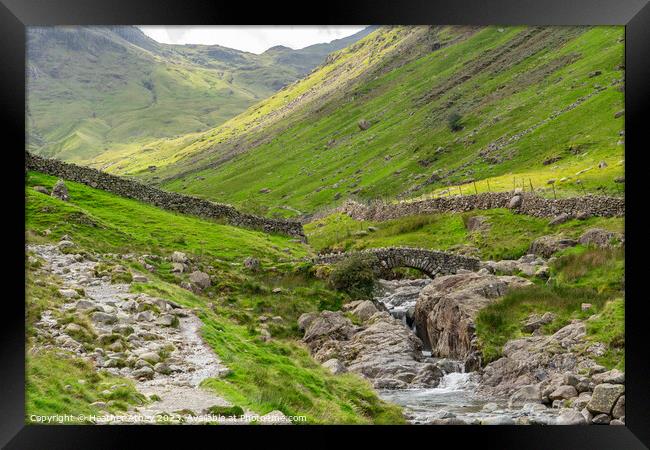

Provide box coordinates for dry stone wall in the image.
[334,191,624,222]
[26,152,305,239]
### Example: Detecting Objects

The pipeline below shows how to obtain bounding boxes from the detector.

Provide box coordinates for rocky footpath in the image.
[414,271,532,370]
[29,239,291,424]
[298,302,461,389]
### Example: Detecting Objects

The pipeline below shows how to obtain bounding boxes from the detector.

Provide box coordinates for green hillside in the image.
[97,26,623,218]
[27,26,373,164]
[26,172,404,423]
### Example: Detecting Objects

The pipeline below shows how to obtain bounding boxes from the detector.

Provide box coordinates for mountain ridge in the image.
[27,25,373,163]
[125,25,623,218]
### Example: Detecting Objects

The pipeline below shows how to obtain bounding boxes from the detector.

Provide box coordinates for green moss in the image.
[585,298,624,370]
[206,405,245,417]
[111,271,133,284]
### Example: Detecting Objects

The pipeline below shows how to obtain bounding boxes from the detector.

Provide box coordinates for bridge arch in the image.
[314,247,480,278]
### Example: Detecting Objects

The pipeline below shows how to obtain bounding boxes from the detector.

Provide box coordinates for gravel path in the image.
[30,243,240,423]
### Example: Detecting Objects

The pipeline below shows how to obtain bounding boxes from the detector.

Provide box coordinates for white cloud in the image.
[138,26,367,54]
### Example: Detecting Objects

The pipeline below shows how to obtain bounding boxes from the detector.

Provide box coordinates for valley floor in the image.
[25,172,624,425]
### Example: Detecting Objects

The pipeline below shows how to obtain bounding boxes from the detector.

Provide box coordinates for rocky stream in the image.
[299,236,626,426]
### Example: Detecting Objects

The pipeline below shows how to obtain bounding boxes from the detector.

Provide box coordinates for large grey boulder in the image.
[342,314,433,385]
[171,251,188,264]
[300,310,442,388]
[549,385,578,401]
[322,358,347,375]
[508,385,542,408]
[414,272,531,360]
[578,228,623,248]
[51,179,69,201]
[529,235,578,258]
[592,369,625,385]
[351,300,379,322]
[556,409,587,425]
[189,271,211,289]
[302,311,355,352]
[612,395,625,419]
[508,195,522,209]
[587,383,625,415]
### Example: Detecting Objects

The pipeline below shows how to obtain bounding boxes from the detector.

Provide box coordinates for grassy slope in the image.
[475,245,624,369]
[101,26,623,217]
[305,208,624,371]
[27,27,371,165]
[25,172,403,423]
[26,172,306,262]
[305,210,623,261]
[91,27,429,179]
[26,350,146,422]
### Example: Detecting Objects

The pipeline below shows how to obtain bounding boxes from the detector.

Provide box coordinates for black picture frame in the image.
[2,0,648,448]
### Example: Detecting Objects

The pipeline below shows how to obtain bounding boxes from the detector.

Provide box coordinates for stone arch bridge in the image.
[314,247,480,278]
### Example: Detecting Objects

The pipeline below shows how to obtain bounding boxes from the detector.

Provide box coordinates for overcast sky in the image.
[138,26,367,54]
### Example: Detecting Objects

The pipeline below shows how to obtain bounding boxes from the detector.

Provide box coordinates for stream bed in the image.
[373,279,562,425]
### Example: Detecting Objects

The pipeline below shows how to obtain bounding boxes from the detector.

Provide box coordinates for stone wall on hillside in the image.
[332,191,624,222]
[25,152,305,239]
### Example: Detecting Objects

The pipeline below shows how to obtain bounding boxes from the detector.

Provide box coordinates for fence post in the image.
[473,181,478,195]
[458,185,462,196]
[487,179,491,192]
[529,178,534,192]
[552,183,557,199]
